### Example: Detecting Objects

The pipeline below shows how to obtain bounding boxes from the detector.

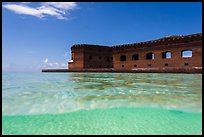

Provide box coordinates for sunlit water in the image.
[2,72,202,135]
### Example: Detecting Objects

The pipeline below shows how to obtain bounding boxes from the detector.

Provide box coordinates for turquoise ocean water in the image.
[2,72,202,135]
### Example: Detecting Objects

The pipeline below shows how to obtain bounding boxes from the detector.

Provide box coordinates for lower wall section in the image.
[42,67,202,74]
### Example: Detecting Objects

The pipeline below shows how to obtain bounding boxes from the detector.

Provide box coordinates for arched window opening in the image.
[162,51,171,59]
[132,54,139,60]
[120,55,126,61]
[146,52,154,60]
[181,50,192,58]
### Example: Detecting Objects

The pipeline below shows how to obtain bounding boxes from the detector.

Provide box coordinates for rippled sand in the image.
[2,107,202,135]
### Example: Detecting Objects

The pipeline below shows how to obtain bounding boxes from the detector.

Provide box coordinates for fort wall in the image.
[112,40,202,69]
[83,45,113,68]
[47,33,202,73]
[68,45,84,69]
[68,44,113,70]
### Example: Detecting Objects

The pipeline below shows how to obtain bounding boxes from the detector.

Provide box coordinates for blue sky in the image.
[2,2,202,72]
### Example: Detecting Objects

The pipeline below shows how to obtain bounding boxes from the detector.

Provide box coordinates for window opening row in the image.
[120,50,192,61]
[89,56,113,61]
[121,63,189,68]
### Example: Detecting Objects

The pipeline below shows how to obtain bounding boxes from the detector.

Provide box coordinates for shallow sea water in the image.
[2,72,202,135]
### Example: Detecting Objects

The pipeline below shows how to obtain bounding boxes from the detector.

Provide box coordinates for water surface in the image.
[2,72,202,134]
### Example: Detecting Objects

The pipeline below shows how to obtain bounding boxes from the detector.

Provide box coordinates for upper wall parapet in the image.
[71,44,110,50]
[70,33,202,50]
[112,33,202,49]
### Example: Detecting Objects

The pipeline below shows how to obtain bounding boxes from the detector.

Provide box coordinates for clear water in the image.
[2,72,202,135]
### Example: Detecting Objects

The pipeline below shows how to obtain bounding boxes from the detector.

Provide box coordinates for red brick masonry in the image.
[42,33,202,73]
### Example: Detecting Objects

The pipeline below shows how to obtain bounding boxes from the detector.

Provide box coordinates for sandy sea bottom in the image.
[3,107,202,135]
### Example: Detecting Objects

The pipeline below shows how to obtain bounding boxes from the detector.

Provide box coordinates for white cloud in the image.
[43,2,77,10]
[44,58,48,63]
[55,62,59,66]
[47,63,53,67]
[61,63,67,67]
[3,4,44,18]
[37,5,65,19]
[3,2,78,20]
[43,58,67,69]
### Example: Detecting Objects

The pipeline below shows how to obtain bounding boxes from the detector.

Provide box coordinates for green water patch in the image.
[2,107,202,135]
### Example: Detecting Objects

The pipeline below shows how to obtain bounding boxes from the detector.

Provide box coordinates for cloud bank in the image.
[43,58,67,69]
[3,2,78,20]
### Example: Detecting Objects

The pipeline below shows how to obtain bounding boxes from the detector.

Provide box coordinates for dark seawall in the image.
[42,67,202,74]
